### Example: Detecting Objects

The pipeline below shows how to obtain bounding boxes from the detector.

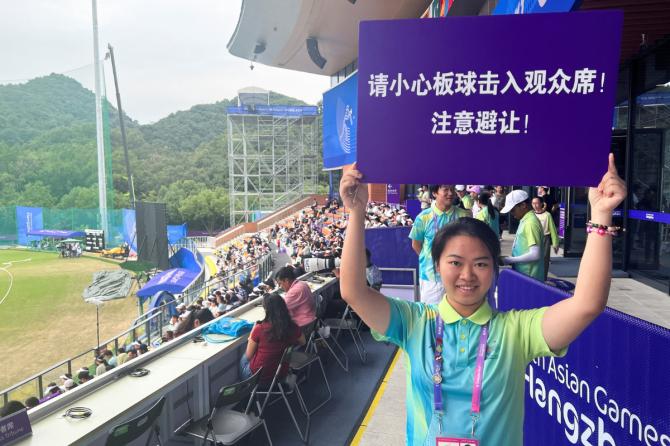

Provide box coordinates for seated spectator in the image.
[116,346,128,365]
[95,356,111,376]
[275,266,316,337]
[365,249,383,291]
[193,308,215,328]
[0,400,25,417]
[63,379,77,391]
[103,350,117,368]
[39,383,62,403]
[127,350,138,361]
[78,370,92,384]
[138,343,149,355]
[240,293,305,382]
[24,396,39,410]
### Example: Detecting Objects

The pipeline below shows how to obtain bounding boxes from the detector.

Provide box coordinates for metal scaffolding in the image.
[227,108,319,225]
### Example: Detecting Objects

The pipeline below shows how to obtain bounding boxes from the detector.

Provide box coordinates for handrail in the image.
[0,250,273,406]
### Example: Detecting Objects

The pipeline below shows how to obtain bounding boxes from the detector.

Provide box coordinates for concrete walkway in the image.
[354,232,670,446]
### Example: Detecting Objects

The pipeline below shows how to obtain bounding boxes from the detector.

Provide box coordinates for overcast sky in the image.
[0,0,330,124]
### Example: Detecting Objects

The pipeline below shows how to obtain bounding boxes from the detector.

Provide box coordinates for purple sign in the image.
[386,183,400,204]
[0,409,32,445]
[558,203,565,238]
[357,11,623,186]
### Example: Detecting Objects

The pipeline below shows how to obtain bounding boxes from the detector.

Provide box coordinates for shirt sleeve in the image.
[523,218,542,248]
[371,297,426,350]
[510,307,568,362]
[250,323,262,343]
[409,215,425,242]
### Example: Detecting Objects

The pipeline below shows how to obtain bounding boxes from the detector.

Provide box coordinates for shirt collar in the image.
[431,203,454,217]
[437,297,493,325]
[520,210,536,223]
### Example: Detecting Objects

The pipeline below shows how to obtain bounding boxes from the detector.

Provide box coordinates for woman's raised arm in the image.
[339,165,390,334]
[542,154,627,351]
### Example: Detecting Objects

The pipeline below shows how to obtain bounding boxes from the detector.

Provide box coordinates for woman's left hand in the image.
[588,153,627,215]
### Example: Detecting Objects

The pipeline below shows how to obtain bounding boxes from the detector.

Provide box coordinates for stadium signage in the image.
[498,270,670,446]
[323,73,358,169]
[356,11,623,186]
[0,409,32,445]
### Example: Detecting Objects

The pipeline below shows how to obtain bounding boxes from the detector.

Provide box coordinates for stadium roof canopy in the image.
[227,0,431,76]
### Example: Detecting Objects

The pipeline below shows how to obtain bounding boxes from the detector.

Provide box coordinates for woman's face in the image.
[436,235,494,316]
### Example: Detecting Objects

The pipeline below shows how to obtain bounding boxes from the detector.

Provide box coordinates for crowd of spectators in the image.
[364,201,413,228]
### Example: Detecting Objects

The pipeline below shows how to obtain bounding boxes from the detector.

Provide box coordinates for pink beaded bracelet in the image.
[586,221,623,237]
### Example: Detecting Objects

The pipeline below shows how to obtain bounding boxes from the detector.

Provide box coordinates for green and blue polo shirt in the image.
[409,204,469,282]
[512,211,545,281]
[374,297,566,446]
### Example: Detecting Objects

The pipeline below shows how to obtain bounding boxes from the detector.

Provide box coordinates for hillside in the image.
[0,74,323,231]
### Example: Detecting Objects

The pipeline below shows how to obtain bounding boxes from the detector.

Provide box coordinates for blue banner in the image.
[226,105,318,117]
[323,73,358,169]
[122,209,137,253]
[629,209,670,224]
[167,223,188,244]
[498,270,670,445]
[493,0,580,15]
[15,207,43,246]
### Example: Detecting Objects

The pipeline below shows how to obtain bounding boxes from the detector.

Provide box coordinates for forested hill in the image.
[0,74,320,232]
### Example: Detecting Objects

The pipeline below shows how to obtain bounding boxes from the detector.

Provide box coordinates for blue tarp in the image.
[137,268,199,297]
[27,229,85,238]
[167,223,188,244]
[169,247,201,272]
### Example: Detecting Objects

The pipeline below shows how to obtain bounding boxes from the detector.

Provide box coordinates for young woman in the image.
[240,292,305,382]
[474,191,500,237]
[339,155,625,445]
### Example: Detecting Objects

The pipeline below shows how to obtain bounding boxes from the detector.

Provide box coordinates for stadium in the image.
[0,0,669,445]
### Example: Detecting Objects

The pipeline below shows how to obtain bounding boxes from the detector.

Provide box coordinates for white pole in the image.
[92,0,109,244]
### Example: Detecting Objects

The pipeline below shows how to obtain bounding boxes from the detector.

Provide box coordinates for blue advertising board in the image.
[226,105,318,117]
[323,73,358,169]
[15,207,43,246]
[494,0,580,15]
[498,270,670,446]
[357,11,623,186]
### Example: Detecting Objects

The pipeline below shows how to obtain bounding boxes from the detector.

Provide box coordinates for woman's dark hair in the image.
[24,396,39,409]
[1,400,26,417]
[195,308,215,325]
[262,292,297,341]
[477,192,498,220]
[431,218,501,276]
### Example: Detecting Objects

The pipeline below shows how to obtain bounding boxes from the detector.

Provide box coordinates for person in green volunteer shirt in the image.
[474,192,500,237]
[533,196,560,280]
[500,190,545,281]
[337,156,626,445]
[456,185,473,211]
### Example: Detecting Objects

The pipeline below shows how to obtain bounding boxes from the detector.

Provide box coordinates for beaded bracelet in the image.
[586,221,624,237]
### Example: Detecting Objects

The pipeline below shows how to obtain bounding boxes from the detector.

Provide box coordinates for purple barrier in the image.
[497,269,670,445]
[365,226,418,286]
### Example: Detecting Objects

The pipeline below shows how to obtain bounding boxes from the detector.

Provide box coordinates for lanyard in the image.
[433,315,489,436]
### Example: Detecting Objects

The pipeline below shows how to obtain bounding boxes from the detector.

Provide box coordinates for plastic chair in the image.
[323,304,367,363]
[105,396,166,446]
[289,346,332,416]
[179,368,271,445]
[307,294,349,372]
[255,347,310,443]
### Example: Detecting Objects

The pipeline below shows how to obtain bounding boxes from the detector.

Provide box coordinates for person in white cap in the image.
[467,185,482,216]
[455,185,472,210]
[500,190,545,281]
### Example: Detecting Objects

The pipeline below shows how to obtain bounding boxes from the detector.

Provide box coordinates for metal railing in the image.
[0,249,274,406]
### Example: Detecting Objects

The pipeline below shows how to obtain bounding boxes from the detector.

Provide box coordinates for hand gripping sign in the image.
[356,11,623,187]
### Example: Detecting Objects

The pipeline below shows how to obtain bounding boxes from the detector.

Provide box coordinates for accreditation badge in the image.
[436,437,479,446]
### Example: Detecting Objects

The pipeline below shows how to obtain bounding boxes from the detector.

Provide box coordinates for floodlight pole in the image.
[92,0,109,242]
[107,43,136,208]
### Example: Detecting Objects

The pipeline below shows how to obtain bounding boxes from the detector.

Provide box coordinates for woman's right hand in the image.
[339,163,368,212]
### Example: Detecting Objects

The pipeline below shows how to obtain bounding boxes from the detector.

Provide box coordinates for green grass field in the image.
[0,249,139,399]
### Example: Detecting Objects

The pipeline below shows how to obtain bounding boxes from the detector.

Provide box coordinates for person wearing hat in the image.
[455,185,472,210]
[410,185,469,304]
[467,185,482,216]
[500,190,545,281]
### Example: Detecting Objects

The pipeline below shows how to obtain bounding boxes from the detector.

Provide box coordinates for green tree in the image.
[179,188,229,234]
[58,186,99,208]
[21,182,56,207]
